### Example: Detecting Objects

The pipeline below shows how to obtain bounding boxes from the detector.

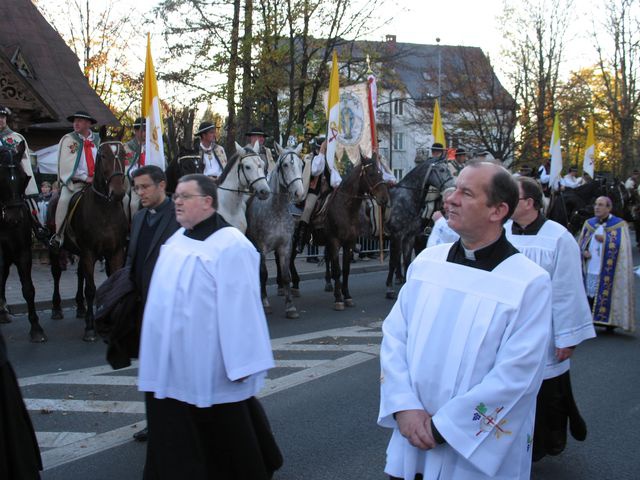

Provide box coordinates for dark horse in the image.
[0,143,46,342]
[320,154,390,310]
[384,158,455,299]
[165,147,203,194]
[546,179,613,234]
[50,141,128,341]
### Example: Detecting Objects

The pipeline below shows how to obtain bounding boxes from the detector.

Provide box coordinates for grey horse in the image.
[246,142,305,318]
[384,158,455,299]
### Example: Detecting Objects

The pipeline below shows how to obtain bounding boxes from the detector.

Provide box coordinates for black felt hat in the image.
[0,105,12,117]
[67,111,97,124]
[431,142,444,151]
[133,117,145,129]
[455,147,467,156]
[196,122,216,136]
[245,126,268,137]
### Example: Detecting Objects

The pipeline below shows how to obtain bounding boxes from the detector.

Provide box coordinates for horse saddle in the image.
[362,197,388,238]
[310,190,336,230]
[59,189,87,251]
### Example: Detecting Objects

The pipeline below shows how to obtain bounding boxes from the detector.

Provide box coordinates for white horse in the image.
[217,142,271,233]
[246,141,305,318]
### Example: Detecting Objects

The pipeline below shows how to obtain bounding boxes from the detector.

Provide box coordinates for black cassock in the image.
[0,331,42,479]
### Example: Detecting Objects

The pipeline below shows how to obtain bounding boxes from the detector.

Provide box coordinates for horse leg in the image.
[329,240,344,310]
[81,253,97,342]
[75,261,86,318]
[342,243,354,307]
[278,247,298,319]
[16,251,46,342]
[324,247,333,292]
[259,252,272,314]
[386,237,400,299]
[290,245,300,297]
[50,249,64,319]
[401,238,414,283]
[0,262,11,324]
[275,252,284,296]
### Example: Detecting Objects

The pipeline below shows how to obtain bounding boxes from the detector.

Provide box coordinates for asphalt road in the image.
[2,269,639,479]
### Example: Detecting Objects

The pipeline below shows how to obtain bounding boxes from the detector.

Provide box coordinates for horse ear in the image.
[99,125,107,140]
[235,141,244,155]
[274,142,283,155]
[295,143,304,155]
[253,140,260,153]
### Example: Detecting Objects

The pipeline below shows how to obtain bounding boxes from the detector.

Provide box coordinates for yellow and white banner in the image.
[549,113,562,190]
[432,99,446,148]
[582,116,595,178]
[142,33,165,169]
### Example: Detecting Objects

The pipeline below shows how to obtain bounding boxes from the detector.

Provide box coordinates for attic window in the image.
[11,47,35,79]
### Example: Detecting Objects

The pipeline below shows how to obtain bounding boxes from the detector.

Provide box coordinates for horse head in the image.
[274,142,304,202]
[176,145,204,176]
[426,158,455,193]
[0,142,29,224]
[359,153,389,208]
[226,141,270,200]
[94,141,126,202]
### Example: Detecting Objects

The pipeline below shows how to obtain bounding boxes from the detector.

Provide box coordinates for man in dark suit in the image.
[126,165,180,441]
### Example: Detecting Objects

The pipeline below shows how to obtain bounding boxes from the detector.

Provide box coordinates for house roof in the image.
[0,0,118,128]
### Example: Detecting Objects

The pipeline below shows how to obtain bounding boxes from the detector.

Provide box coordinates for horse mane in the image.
[216,147,247,185]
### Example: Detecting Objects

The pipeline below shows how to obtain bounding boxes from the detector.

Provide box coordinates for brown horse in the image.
[50,141,128,341]
[321,154,390,310]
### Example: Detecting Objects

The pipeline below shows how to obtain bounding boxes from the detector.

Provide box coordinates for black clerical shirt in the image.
[511,213,547,236]
[184,212,230,241]
[446,229,518,271]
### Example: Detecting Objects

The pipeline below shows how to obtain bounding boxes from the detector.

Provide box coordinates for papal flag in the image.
[325,50,342,186]
[432,99,446,148]
[142,33,165,169]
[549,112,563,190]
[582,116,595,178]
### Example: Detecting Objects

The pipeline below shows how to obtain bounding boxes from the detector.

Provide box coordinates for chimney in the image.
[385,34,396,44]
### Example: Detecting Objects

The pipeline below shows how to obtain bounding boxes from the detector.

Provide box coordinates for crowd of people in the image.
[0,102,637,479]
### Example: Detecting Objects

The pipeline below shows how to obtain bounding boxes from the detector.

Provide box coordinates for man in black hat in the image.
[0,105,47,240]
[448,147,468,177]
[245,126,275,174]
[51,111,100,248]
[125,117,146,218]
[560,166,582,190]
[429,142,446,162]
[196,121,227,180]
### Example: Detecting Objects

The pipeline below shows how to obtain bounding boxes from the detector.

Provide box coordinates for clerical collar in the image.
[447,229,518,271]
[596,215,610,225]
[147,197,170,216]
[184,212,230,241]
[511,213,547,236]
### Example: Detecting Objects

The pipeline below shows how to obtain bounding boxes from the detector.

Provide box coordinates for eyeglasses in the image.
[133,183,156,193]
[172,193,208,201]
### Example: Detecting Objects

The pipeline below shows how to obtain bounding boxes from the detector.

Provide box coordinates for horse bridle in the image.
[177,155,203,173]
[0,160,27,221]
[217,150,268,195]
[91,141,125,201]
[276,151,303,195]
[359,160,386,197]
[421,160,453,198]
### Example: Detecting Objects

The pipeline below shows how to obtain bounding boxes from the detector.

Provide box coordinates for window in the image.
[393,99,404,116]
[393,132,404,151]
[393,168,404,181]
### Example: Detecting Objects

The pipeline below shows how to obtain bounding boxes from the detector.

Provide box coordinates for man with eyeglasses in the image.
[506,176,594,462]
[126,165,180,442]
[138,174,281,479]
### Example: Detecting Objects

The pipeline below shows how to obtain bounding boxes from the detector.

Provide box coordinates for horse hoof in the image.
[291,288,300,298]
[334,302,345,311]
[277,288,285,297]
[345,298,355,307]
[51,309,64,320]
[324,283,333,292]
[386,290,397,300]
[82,330,98,342]
[30,330,47,343]
[285,309,299,319]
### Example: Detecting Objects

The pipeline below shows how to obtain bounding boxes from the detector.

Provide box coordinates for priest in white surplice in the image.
[379,162,552,480]
[138,174,281,479]
[506,176,595,462]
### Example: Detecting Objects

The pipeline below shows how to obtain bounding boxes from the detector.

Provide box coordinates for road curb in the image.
[7,262,389,315]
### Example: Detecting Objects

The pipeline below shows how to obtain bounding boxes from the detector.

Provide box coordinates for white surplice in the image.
[138,226,275,408]
[379,244,552,480]
[506,219,596,379]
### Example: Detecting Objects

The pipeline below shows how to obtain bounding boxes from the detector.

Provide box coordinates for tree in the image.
[500,0,573,165]
[593,0,640,175]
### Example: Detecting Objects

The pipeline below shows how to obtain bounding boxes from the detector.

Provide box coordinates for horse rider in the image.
[0,105,48,238]
[624,169,640,248]
[124,117,146,219]
[429,142,446,163]
[448,147,468,177]
[537,159,551,196]
[197,121,227,180]
[294,136,342,253]
[50,111,100,250]
[245,126,275,174]
[560,166,583,190]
